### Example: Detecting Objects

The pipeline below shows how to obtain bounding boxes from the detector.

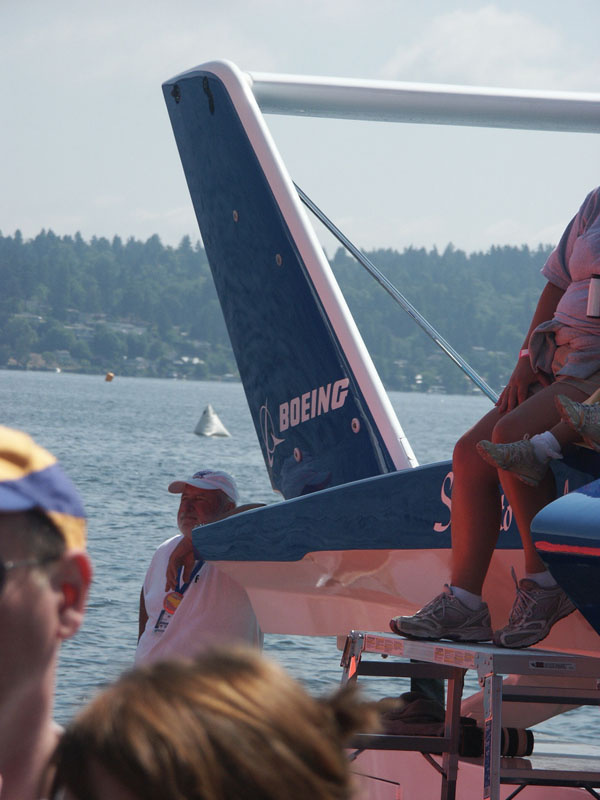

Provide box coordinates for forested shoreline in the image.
[0,230,551,393]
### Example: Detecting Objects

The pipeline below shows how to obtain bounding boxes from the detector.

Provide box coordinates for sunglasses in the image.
[0,556,59,595]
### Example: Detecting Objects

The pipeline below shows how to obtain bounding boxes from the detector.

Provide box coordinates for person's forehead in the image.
[181,486,217,498]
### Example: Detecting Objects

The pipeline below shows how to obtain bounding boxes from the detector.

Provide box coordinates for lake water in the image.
[1,369,598,748]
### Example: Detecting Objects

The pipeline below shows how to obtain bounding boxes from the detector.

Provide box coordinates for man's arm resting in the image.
[138,587,148,642]
[165,504,268,590]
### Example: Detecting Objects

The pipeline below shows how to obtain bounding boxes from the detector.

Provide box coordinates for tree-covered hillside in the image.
[0,229,551,393]
[329,243,549,393]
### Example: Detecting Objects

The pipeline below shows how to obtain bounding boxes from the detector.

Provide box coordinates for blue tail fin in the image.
[163,61,416,498]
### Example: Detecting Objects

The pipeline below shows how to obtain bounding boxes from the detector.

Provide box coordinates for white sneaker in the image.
[494,568,575,648]
[556,394,600,452]
[476,437,548,487]
[390,586,493,642]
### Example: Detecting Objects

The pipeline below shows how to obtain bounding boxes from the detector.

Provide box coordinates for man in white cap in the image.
[0,426,91,800]
[136,469,263,665]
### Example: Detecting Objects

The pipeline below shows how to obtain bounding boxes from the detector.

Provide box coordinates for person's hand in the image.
[496,357,551,413]
[165,536,196,591]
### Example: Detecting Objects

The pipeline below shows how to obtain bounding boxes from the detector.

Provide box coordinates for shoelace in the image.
[582,404,600,426]
[508,435,533,465]
[417,587,452,615]
[508,566,535,624]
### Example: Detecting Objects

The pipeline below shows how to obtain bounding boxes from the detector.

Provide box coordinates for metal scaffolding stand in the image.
[340,631,600,800]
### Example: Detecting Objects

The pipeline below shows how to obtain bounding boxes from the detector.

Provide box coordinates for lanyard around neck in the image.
[177,559,204,594]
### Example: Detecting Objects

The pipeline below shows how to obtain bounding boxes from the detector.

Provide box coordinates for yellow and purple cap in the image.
[0,426,86,550]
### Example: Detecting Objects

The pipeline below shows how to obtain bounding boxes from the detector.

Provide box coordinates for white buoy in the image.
[194,404,231,437]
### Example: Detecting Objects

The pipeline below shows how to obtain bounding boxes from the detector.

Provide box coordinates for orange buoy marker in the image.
[105,372,115,382]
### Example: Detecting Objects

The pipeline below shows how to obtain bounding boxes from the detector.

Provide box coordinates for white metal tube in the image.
[247,72,600,133]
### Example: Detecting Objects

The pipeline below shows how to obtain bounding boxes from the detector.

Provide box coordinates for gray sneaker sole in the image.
[389,618,492,642]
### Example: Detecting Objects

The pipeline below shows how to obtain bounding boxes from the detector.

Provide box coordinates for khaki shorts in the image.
[555,368,600,396]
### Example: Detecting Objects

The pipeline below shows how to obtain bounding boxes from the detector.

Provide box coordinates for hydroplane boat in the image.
[162,60,600,798]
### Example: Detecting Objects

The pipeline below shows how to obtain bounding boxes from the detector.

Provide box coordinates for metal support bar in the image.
[442,667,464,800]
[249,71,600,133]
[502,686,600,705]
[355,660,455,679]
[340,631,463,800]
[342,633,600,799]
[483,673,504,800]
[504,787,527,800]
[501,771,600,790]
[296,183,499,403]
[422,751,448,778]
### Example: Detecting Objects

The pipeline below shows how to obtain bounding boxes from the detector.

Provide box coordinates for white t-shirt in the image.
[136,534,263,665]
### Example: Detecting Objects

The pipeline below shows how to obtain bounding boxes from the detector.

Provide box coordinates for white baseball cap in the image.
[167,469,239,504]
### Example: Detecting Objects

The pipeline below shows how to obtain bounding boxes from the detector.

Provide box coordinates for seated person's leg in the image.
[390,408,503,642]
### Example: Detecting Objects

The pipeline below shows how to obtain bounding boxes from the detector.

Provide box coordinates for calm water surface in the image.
[1,369,598,748]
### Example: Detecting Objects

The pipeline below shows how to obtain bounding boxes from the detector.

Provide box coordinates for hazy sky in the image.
[1,0,599,254]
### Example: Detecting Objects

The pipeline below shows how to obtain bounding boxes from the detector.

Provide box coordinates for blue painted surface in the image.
[532,475,600,635]
[533,483,600,546]
[163,65,600,621]
[537,548,600,635]
[163,68,397,498]
[193,456,599,562]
